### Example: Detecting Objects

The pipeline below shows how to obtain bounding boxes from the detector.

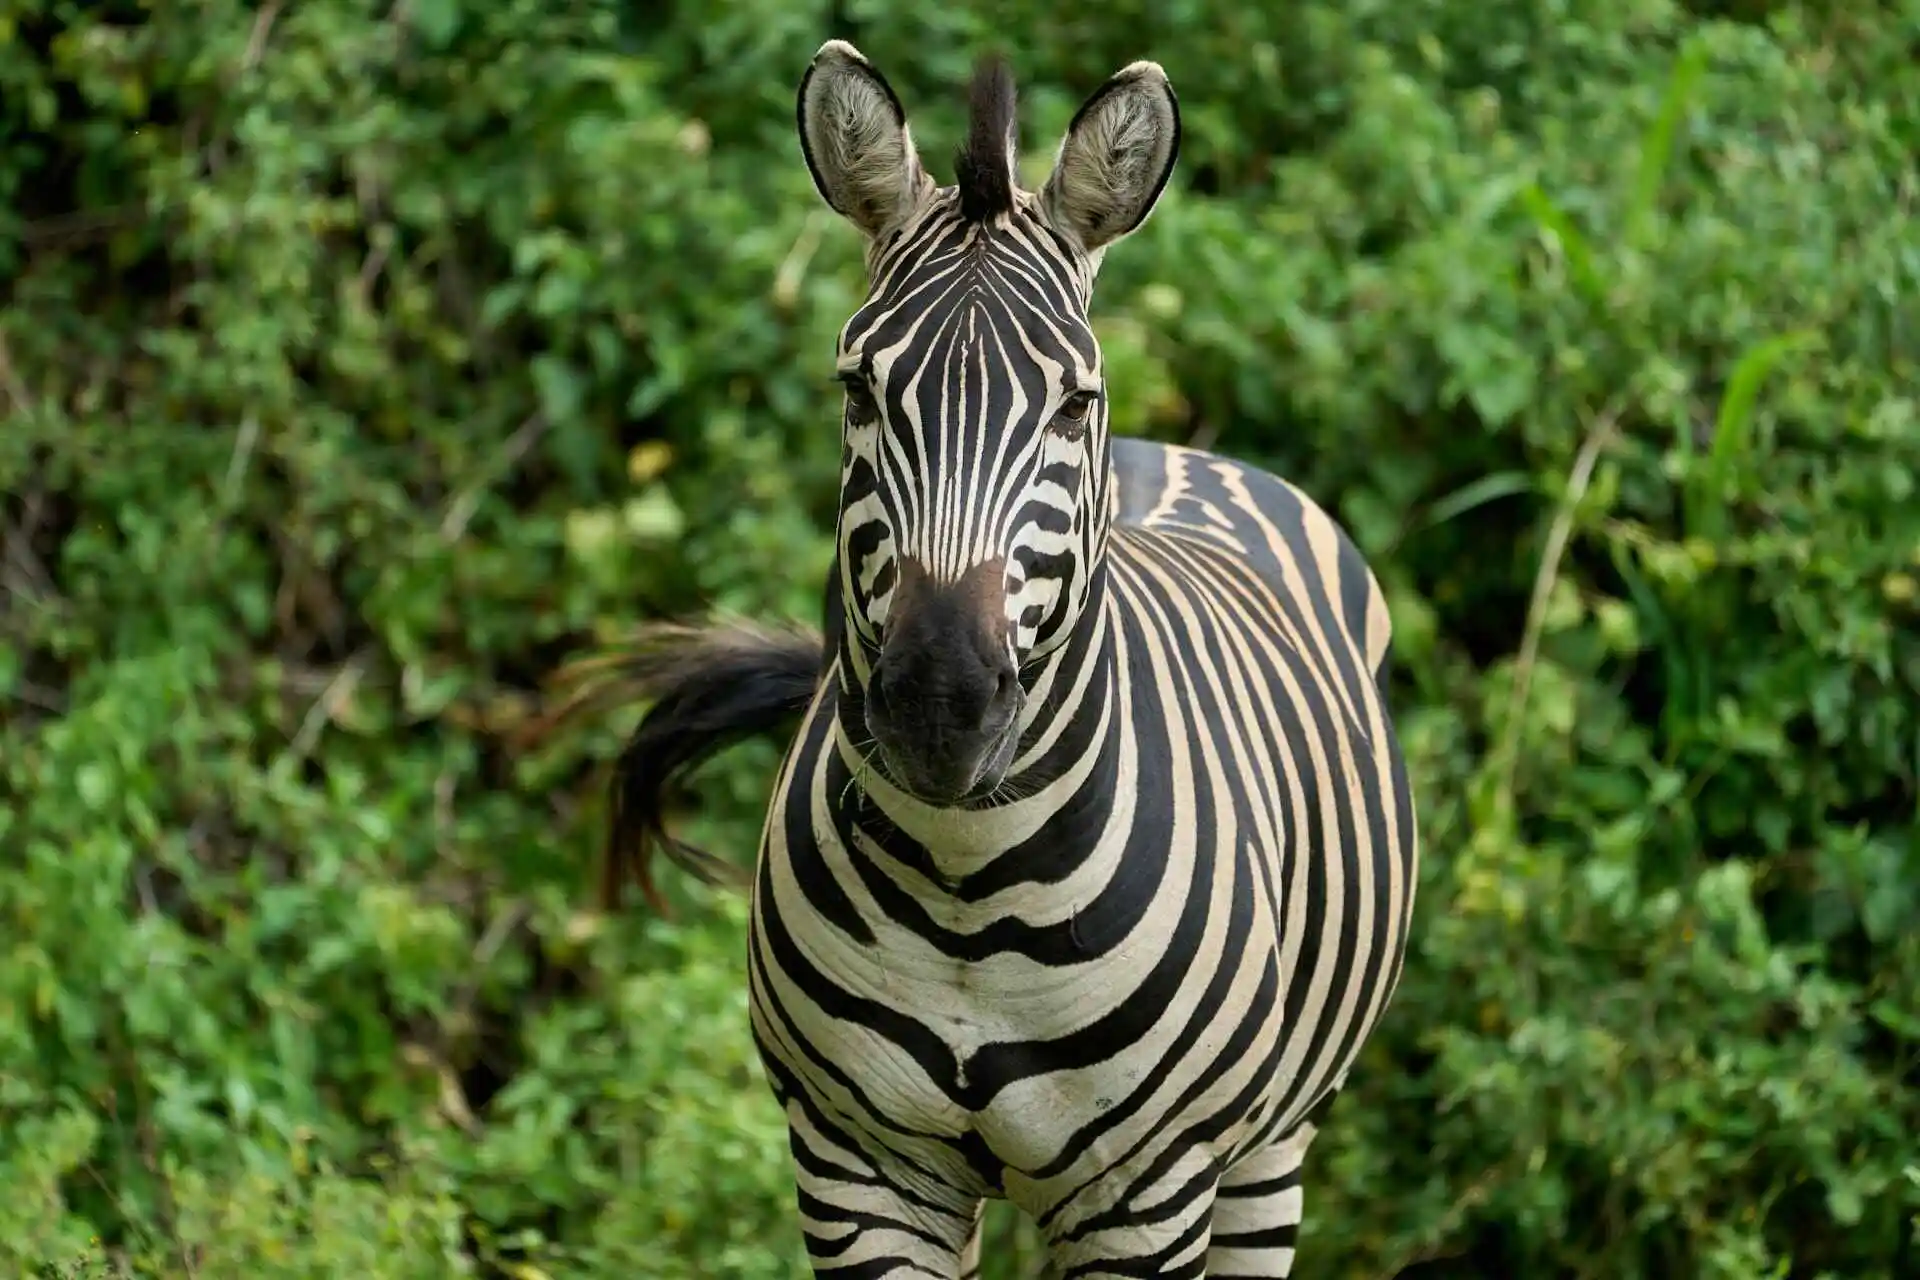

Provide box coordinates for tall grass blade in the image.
[1689,329,1821,542]
[1626,36,1709,253]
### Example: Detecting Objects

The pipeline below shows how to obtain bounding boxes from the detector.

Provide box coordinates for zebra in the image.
[562,41,1420,1279]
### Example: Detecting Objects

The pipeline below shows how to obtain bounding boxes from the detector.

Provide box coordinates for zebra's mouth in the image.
[865,682,1025,808]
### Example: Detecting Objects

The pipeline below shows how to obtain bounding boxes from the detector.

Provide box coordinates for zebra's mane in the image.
[954,54,1018,222]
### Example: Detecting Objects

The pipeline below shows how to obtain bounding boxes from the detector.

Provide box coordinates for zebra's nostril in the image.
[992,668,1018,710]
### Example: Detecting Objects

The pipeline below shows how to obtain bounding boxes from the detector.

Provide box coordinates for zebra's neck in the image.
[828,562,1122,886]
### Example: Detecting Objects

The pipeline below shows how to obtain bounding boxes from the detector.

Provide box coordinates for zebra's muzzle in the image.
[861,559,1024,805]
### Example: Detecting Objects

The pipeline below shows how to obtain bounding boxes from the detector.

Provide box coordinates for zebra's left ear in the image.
[1038,62,1181,254]
[797,41,936,241]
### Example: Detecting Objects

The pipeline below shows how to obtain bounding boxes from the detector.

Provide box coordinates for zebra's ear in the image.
[1039,61,1181,254]
[798,41,936,240]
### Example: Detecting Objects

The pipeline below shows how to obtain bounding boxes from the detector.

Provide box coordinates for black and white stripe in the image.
[584,43,1420,1279]
[834,197,1105,672]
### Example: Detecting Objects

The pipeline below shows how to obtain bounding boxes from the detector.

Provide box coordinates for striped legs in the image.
[784,1121,1317,1278]
[1032,1148,1221,1279]
[1204,1121,1320,1279]
[786,1104,982,1278]
[1021,1130,1317,1280]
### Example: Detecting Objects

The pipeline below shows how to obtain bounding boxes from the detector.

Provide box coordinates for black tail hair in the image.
[542,620,824,914]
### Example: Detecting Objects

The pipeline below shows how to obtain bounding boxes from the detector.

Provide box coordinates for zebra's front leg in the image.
[1030,1148,1219,1280]
[786,1105,982,1278]
[1204,1121,1320,1278]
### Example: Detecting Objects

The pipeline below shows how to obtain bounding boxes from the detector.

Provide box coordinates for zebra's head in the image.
[797,42,1179,805]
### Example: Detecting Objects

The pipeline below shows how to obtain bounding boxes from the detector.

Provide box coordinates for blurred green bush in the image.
[2,0,1916,1276]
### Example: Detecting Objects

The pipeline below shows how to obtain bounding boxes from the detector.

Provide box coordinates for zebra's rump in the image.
[1110,436,1395,696]
[1101,513,1418,1145]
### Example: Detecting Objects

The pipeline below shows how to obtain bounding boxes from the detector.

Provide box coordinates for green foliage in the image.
[2,0,1916,1277]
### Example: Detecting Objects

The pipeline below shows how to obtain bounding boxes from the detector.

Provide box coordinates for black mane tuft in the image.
[954,54,1018,222]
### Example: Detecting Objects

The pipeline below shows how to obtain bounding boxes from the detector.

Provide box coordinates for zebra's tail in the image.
[538,618,825,914]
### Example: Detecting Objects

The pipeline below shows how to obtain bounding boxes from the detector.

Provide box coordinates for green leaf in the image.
[531,354,586,426]
[1422,471,1535,528]
[409,0,462,50]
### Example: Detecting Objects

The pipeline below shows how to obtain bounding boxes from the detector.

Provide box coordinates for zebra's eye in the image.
[839,376,880,427]
[1051,390,1098,439]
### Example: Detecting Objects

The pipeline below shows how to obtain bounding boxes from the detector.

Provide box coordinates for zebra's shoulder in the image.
[1108,436,1394,683]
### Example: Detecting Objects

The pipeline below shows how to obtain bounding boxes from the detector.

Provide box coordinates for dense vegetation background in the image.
[3,0,1917,1276]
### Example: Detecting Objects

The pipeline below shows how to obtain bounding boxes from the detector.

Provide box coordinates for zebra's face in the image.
[798,43,1179,805]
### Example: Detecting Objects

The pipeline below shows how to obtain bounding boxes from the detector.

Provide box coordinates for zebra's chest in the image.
[750,790,1288,1181]
[756,894,1168,1172]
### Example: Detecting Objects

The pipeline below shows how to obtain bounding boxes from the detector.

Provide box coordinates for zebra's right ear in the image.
[798,41,936,240]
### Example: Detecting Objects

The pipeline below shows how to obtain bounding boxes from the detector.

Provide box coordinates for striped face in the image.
[798,42,1179,804]
[834,193,1109,664]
